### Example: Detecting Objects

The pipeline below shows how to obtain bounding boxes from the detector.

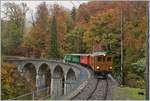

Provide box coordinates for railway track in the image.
[71,66,113,100]
[87,77,109,100]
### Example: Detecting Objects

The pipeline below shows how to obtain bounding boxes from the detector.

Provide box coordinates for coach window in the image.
[107,57,112,62]
[97,57,102,62]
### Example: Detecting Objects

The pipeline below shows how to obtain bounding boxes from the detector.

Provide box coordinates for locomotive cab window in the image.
[107,57,112,62]
[97,57,102,62]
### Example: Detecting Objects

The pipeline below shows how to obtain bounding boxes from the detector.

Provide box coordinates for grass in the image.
[47,87,145,100]
[47,97,51,100]
[112,86,145,100]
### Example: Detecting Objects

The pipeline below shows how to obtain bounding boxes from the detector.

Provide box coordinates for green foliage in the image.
[49,15,59,58]
[66,15,73,33]
[2,3,28,55]
[132,58,146,78]
[2,19,23,55]
[127,72,145,88]
[63,26,86,53]
[83,9,120,52]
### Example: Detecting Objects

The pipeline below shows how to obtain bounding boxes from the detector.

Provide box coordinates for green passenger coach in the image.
[71,54,80,64]
[64,54,72,62]
[64,54,80,63]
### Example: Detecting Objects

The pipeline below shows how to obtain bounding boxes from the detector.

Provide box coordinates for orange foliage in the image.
[2,63,18,86]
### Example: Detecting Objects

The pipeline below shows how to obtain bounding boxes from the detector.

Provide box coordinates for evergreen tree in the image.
[49,15,59,58]
[71,7,76,21]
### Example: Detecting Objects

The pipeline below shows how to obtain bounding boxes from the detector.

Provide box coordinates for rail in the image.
[86,77,109,100]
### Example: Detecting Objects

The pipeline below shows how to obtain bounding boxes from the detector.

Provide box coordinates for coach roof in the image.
[90,51,107,56]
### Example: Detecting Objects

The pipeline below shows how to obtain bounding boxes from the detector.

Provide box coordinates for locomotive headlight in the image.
[96,66,100,69]
[109,66,112,69]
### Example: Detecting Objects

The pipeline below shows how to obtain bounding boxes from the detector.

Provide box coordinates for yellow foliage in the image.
[1,63,17,86]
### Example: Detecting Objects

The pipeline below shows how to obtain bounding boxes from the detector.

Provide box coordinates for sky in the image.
[1,0,88,23]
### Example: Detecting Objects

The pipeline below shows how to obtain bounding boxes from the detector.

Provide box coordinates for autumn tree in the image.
[77,3,90,24]
[1,3,29,55]
[23,2,50,58]
[1,63,31,99]
[120,1,147,85]
[83,9,120,52]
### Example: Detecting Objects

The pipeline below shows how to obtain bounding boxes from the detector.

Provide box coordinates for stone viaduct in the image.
[4,57,90,99]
